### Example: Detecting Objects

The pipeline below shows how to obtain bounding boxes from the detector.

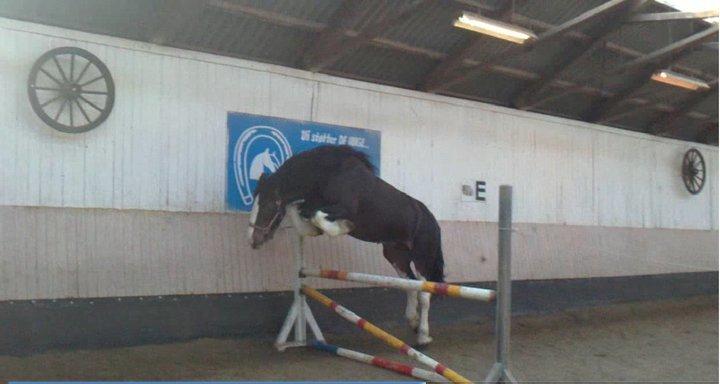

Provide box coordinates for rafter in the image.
[531,0,638,45]
[303,0,431,72]
[612,24,719,74]
[627,10,719,23]
[585,25,719,122]
[514,0,647,109]
[299,0,363,70]
[151,0,208,45]
[426,0,641,93]
[418,0,516,91]
[209,0,716,85]
[650,82,718,136]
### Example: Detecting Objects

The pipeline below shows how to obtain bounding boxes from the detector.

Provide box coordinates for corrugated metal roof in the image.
[1,0,716,144]
[330,43,438,86]
[237,0,339,24]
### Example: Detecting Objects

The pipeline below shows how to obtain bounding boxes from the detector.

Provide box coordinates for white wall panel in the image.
[0,205,715,301]
[0,18,716,232]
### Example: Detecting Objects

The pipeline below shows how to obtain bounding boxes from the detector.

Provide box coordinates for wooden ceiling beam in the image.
[418,0,517,91]
[650,82,718,136]
[427,0,642,93]
[585,25,719,122]
[514,0,647,109]
[151,0,208,45]
[302,0,431,72]
[612,24,719,74]
[531,0,637,45]
[627,10,719,23]
[211,0,717,84]
[299,0,363,70]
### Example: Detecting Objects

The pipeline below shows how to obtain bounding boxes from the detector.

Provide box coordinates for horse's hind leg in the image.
[382,245,420,332]
[416,276,433,346]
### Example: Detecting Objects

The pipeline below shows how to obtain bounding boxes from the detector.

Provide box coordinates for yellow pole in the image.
[302,285,471,384]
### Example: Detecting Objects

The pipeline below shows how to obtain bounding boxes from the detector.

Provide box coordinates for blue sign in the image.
[227,112,381,211]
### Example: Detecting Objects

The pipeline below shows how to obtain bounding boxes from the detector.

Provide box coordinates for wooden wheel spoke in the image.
[39,67,63,85]
[40,94,63,108]
[80,75,104,87]
[80,90,108,95]
[52,56,69,83]
[75,99,91,123]
[75,59,92,84]
[31,85,63,92]
[54,99,68,121]
[78,95,103,112]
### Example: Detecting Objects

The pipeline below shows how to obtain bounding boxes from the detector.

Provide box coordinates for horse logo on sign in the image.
[233,126,293,206]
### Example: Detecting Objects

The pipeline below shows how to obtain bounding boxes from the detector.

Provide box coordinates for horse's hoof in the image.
[415,334,433,347]
[412,342,431,351]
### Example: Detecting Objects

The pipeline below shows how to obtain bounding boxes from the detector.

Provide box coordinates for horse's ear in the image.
[257,172,266,188]
[253,173,266,197]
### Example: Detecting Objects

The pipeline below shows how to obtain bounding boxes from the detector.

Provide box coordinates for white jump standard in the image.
[275,185,518,383]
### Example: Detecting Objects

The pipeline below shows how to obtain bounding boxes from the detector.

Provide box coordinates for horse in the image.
[248,145,444,347]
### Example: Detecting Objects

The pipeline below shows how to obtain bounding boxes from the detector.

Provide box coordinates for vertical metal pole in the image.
[497,185,517,382]
[293,235,307,343]
[497,185,512,367]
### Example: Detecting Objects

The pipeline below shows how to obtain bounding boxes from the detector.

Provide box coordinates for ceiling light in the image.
[651,69,711,91]
[453,11,537,44]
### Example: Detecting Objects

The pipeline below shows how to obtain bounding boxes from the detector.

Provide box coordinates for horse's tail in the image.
[424,243,445,283]
[418,204,445,283]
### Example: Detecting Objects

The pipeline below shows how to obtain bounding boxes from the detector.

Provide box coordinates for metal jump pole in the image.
[484,185,518,383]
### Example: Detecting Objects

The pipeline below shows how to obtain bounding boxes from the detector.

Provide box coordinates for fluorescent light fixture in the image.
[651,69,711,90]
[453,11,537,44]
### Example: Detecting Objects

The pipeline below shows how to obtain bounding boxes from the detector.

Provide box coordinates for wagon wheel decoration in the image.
[682,148,705,195]
[27,47,115,133]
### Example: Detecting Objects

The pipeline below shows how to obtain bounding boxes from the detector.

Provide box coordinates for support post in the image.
[293,235,307,344]
[485,185,518,383]
[275,233,324,351]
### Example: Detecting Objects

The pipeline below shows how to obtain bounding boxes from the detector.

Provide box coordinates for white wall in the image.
[1,18,717,231]
[0,18,717,301]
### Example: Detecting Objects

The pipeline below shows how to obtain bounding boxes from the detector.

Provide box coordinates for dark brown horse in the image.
[248,145,444,346]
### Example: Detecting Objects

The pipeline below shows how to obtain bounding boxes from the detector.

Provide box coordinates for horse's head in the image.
[248,173,286,249]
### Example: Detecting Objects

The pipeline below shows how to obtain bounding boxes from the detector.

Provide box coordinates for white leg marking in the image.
[417,276,433,345]
[311,210,353,236]
[392,265,419,330]
[248,196,260,242]
[286,204,322,237]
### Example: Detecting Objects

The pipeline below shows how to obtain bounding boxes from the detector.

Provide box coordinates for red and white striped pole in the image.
[302,285,472,384]
[310,341,445,382]
[302,268,495,302]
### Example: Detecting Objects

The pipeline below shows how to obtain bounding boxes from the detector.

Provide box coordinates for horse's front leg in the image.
[310,204,354,236]
[286,203,322,237]
[416,277,433,347]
